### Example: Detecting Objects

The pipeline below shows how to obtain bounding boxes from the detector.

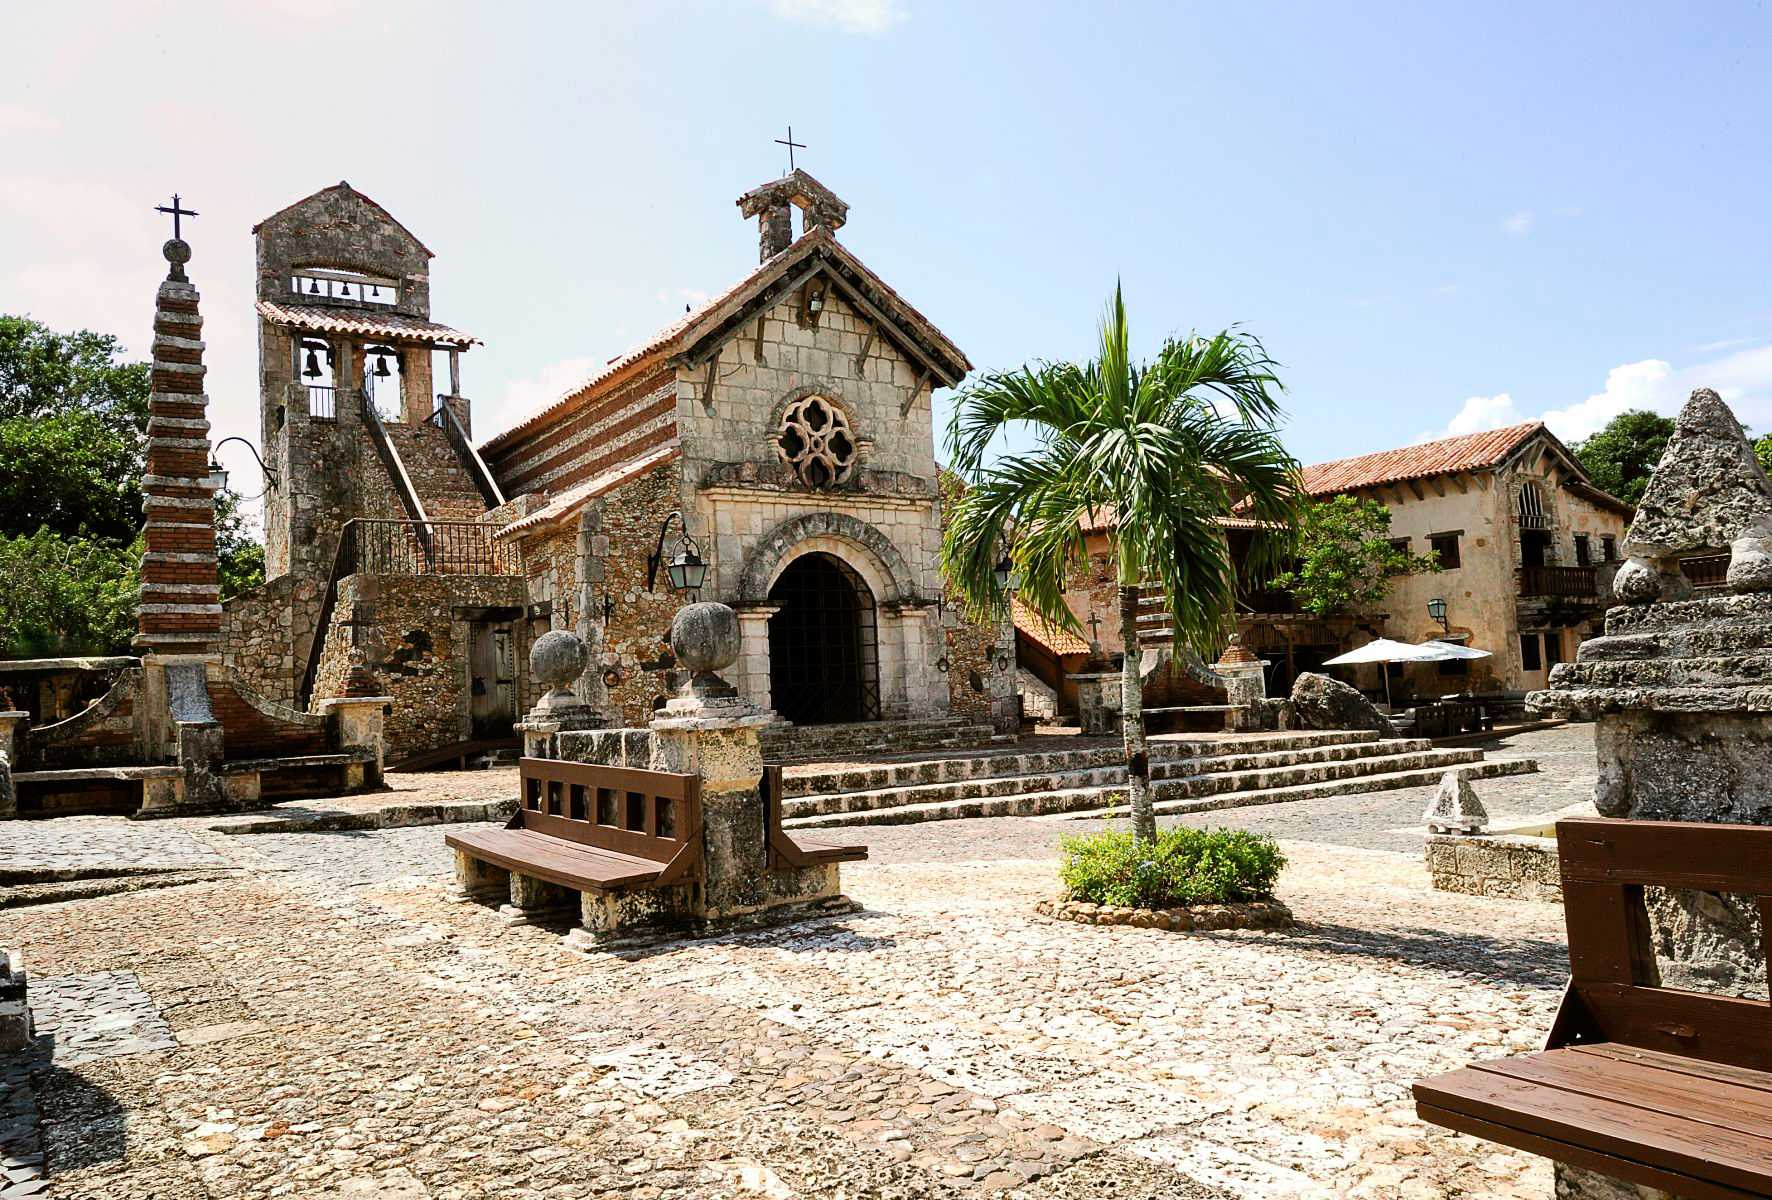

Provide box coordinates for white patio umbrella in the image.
[1417,640,1492,661]
[1322,638,1452,707]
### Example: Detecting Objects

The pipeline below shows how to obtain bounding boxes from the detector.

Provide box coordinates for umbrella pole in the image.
[1384,664,1393,710]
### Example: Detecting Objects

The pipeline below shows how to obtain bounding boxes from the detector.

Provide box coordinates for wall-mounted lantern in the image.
[1427,596,1450,633]
[209,436,279,495]
[645,510,708,597]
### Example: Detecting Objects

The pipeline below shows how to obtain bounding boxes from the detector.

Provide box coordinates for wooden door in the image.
[468,621,517,738]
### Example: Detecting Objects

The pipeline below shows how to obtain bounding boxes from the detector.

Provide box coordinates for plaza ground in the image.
[0,724,1591,1199]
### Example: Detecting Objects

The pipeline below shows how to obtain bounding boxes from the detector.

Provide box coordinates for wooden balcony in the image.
[1517,564,1598,599]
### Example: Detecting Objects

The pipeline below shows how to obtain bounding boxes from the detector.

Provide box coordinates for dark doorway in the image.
[1521,530,1552,568]
[768,552,880,725]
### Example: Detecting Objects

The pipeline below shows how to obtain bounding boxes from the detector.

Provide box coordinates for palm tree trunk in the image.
[1117,584,1156,843]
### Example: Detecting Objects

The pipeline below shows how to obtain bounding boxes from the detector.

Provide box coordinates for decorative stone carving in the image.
[530,629,591,713]
[1422,771,1488,834]
[1289,672,1397,737]
[774,394,858,489]
[1530,387,1772,1200]
[1617,388,1772,603]
[669,601,743,706]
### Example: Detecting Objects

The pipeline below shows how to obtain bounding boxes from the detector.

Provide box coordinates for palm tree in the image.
[941,285,1302,843]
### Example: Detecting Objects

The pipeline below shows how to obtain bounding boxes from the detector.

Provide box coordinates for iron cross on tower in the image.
[1087,611,1103,642]
[775,125,806,172]
[155,193,199,240]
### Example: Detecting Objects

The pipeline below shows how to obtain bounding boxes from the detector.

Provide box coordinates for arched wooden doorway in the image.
[767,552,880,725]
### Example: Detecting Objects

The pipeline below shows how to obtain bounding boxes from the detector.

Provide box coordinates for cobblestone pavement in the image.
[0,725,1594,1197]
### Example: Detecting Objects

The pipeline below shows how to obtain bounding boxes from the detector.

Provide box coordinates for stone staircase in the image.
[759,716,1008,764]
[779,729,1536,828]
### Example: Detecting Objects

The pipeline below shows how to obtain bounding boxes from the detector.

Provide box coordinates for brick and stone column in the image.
[1532,388,1772,1200]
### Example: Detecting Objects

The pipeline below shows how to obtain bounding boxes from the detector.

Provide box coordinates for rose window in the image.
[775,395,857,488]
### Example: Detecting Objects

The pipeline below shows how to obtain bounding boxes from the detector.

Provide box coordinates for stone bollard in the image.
[1531,388,1772,1200]
[0,711,21,821]
[318,695,392,790]
[1071,670,1122,736]
[517,629,604,760]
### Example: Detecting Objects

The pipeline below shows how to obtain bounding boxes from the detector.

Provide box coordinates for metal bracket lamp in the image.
[645,510,709,598]
[1427,596,1450,634]
[208,436,279,497]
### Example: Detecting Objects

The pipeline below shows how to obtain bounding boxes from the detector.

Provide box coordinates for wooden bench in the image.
[1415,817,1772,1199]
[446,758,702,894]
[761,765,868,869]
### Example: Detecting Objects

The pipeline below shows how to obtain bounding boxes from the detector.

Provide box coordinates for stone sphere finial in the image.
[163,238,191,266]
[530,629,589,709]
[670,601,740,700]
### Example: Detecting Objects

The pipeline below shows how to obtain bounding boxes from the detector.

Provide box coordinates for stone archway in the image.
[767,552,880,725]
[733,512,927,722]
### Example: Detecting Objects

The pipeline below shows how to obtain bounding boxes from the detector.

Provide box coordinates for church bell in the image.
[302,348,322,379]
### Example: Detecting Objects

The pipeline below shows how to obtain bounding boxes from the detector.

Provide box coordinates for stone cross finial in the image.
[1614,388,1772,602]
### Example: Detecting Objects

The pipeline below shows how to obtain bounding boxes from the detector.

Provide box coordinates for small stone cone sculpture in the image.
[1424,771,1488,834]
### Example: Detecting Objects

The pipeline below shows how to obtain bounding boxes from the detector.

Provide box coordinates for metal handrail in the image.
[428,397,506,508]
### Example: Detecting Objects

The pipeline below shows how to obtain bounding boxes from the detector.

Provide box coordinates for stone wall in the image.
[221,574,323,706]
[311,573,529,761]
[1425,832,1562,903]
[381,422,494,521]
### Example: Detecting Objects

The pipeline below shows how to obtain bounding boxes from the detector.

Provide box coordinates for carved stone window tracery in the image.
[775,395,857,488]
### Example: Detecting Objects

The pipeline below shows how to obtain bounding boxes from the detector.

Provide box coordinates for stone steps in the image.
[1148,736,1437,780]
[785,784,1125,828]
[782,764,1126,819]
[1059,757,1541,821]
[1155,747,1488,800]
[760,718,1003,763]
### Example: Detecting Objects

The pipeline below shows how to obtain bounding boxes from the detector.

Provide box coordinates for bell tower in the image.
[249,182,481,581]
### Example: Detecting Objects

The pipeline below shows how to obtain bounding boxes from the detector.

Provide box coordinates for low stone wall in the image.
[1425,830,1562,903]
[1035,897,1293,932]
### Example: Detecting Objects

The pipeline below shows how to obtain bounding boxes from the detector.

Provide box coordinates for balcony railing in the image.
[1517,511,1554,530]
[344,518,520,577]
[1682,553,1730,588]
[306,384,337,421]
[1518,564,1598,598]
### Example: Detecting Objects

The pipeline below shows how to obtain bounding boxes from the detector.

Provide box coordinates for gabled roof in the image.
[1077,504,1278,534]
[1012,598,1090,656]
[494,442,681,539]
[1302,423,1546,494]
[252,181,434,258]
[257,301,478,348]
[479,226,971,456]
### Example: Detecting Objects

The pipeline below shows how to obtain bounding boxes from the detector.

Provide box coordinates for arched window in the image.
[290,267,397,306]
[362,345,404,421]
[1518,481,1549,528]
[295,338,337,420]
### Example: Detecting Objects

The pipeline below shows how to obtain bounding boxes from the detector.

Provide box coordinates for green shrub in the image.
[1058,827,1286,909]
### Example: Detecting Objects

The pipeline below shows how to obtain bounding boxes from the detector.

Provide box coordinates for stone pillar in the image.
[648,602,844,927]
[1072,670,1122,736]
[732,604,779,716]
[0,711,20,820]
[517,629,606,759]
[318,695,392,789]
[1531,388,1772,1200]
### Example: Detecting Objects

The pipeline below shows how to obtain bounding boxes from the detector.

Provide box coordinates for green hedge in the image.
[1058,827,1286,909]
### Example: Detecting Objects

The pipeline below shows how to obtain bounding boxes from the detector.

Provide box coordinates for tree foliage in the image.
[1273,495,1439,617]
[941,285,1302,842]
[1573,409,1675,506]
[0,315,265,653]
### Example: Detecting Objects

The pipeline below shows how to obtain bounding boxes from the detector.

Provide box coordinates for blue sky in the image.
[5,0,1771,489]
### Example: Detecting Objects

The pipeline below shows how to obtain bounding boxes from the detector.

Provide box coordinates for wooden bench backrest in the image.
[518,757,702,867]
[1555,817,1772,1070]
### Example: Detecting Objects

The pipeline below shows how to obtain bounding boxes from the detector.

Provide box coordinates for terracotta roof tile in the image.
[1012,599,1091,656]
[1301,423,1544,494]
[479,227,971,455]
[257,301,479,348]
[1078,505,1276,534]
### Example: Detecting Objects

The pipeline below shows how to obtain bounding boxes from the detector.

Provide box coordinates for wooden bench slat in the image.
[1416,1101,1766,1200]
[1416,1061,1772,1194]
[445,828,663,892]
[1473,1048,1772,1141]
[787,834,868,864]
[1571,1043,1772,1096]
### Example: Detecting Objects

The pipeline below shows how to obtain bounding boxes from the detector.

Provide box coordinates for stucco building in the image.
[1300,422,1633,695]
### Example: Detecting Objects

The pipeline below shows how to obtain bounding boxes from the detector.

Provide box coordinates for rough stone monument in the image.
[1422,770,1488,834]
[1531,388,1772,1199]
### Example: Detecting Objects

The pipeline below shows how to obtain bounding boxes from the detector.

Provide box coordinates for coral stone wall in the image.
[221,575,323,706]
[310,573,530,761]
[485,365,677,500]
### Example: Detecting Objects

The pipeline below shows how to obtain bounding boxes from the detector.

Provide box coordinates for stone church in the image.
[221,172,1015,764]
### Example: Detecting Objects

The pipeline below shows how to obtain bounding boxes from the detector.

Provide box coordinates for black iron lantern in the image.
[994,552,1014,593]
[646,510,708,597]
[1427,596,1449,632]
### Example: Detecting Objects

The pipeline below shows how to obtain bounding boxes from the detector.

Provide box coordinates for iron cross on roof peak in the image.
[155,193,198,240]
[774,125,806,173]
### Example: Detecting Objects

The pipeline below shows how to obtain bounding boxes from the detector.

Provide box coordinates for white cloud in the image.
[1501,211,1534,237]
[1692,335,1762,355]
[483,355,603,442]
[0,106,59,133]
[1426,342,1772,445]
[766,0,908,35]
[1442,392,1523,435]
